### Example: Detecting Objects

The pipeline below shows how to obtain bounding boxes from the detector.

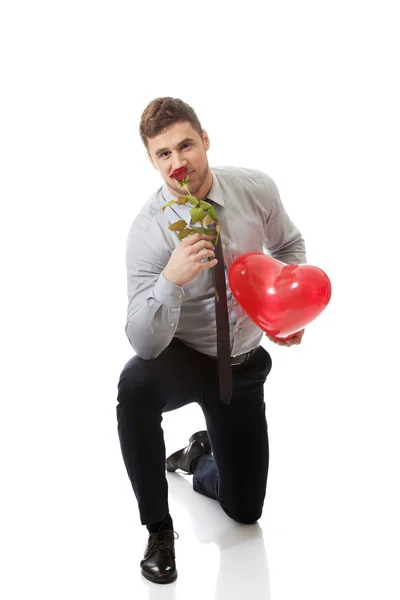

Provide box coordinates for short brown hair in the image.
[139,97,203,150]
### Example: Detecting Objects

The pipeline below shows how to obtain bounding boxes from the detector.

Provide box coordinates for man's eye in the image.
[160,144,190,158]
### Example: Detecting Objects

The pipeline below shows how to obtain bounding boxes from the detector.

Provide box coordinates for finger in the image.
[185,233,214,245]
[195,250,216,261]
[200,258,218,270]
[265,333,284,343]
[283,335,300,345]
[181,232,201,245]
[266,335,291,346]
[191,240,215,253]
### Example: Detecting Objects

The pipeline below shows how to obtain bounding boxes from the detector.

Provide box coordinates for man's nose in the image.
[172,152,187,169]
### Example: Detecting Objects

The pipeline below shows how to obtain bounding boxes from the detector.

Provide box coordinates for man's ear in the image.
[202,129,210,151]
[147,151,158,171]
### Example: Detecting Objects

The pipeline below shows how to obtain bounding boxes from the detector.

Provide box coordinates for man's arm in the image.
[125,235,185,360]
[262,177,307,264]
[262,176,307,347]
[125,232,216,359]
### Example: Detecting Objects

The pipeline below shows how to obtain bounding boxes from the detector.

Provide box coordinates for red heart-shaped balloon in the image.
[228,253,331,339]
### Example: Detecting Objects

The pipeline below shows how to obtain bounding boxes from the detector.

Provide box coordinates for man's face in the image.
[146,121,211,197]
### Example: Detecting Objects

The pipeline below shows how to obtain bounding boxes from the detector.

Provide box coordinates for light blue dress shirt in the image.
[125,166,306,360]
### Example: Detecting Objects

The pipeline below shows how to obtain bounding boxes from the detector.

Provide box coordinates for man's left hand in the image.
[265,328,305,347]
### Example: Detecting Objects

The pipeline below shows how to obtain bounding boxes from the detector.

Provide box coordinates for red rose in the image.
[171,166,188,182]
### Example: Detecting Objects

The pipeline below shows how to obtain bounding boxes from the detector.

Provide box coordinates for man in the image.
[116,97,306,584]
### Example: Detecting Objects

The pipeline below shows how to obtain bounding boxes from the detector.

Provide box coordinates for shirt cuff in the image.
[154,272,185,308]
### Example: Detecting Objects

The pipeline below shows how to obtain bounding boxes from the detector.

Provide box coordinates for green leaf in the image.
[207,206,218,219]
[162,200,177,212]
[177,195,189,205]
[190,207,206,223]
[187,194,198,206]
[168,220,187,231]
[199,200,213,210]
[178,228,192,239]
[191,226,216,236]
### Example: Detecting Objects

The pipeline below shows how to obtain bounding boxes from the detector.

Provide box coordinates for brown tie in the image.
[207,201,232,405]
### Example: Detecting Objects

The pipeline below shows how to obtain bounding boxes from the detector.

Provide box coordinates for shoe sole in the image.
[141,569,178,584]
[189,430,212,453]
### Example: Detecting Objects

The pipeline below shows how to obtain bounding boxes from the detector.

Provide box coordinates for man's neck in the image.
[197,169,214,200]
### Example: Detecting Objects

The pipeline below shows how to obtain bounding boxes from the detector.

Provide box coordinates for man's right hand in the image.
[162,233,217,287]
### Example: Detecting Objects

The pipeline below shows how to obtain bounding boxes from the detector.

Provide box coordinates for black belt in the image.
[208,347,258,367]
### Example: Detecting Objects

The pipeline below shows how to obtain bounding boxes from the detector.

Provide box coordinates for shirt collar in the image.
[161,169,225,207]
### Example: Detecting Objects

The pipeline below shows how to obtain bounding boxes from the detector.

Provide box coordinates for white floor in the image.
[3,335,399,600]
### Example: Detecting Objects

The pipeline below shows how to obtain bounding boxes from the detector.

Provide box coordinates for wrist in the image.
[154,272,185,307]
[162,268,182,287]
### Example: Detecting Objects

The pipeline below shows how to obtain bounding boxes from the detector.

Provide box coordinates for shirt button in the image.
[170,323,175,327]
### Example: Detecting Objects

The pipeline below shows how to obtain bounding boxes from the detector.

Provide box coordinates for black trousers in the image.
[116,337,272,526]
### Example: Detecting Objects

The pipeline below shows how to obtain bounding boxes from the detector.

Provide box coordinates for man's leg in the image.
[116,338,204,525]
[193,346,272,524]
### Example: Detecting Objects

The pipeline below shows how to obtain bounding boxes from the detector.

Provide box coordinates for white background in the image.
[1,1,399,598]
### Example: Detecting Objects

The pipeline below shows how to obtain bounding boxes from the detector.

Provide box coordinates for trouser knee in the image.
[229,509,262,525]
[117,356,159,407]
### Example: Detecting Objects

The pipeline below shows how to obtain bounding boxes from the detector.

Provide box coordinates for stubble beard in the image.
[168,164,209,198]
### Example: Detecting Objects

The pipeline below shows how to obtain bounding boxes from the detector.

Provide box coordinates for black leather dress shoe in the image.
[140,529,178,584]
[166,431,212,474]
[189,430,212,453]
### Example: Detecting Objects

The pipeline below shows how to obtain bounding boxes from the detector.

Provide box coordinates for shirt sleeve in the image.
[262,176,307,264]
[125,233,185,359]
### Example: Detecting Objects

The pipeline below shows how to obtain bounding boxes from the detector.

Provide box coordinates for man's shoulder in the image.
[211,166,274,194]
[127,186,164,240]
[212,165,273,181]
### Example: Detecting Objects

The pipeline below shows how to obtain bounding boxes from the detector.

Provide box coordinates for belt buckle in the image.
[231,352,248,366]
[231,347,258,367]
